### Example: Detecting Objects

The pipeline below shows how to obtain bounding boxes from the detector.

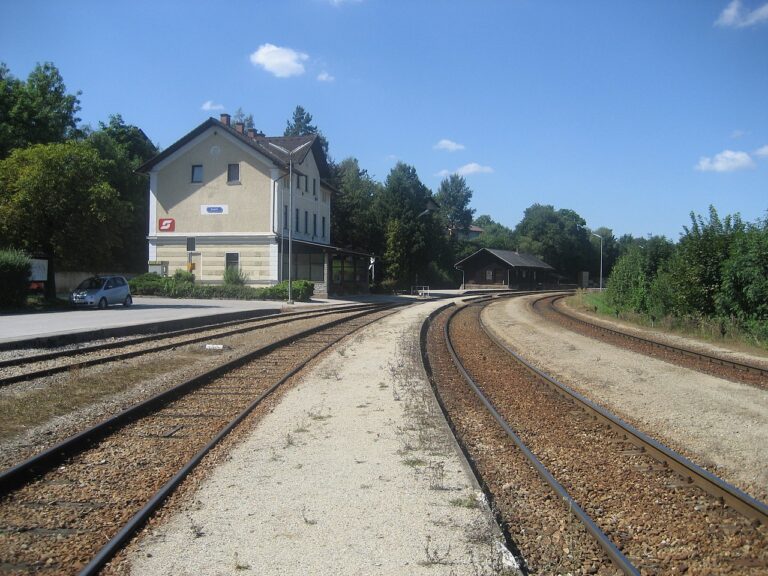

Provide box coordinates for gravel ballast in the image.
[482,295,768,502]
[124,300,517,576]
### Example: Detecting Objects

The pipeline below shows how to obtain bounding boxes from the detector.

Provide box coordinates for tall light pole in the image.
[591,232,603,290]
[268,140,312,304]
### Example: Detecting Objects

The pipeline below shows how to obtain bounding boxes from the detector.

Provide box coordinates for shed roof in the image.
[455,248,554,270]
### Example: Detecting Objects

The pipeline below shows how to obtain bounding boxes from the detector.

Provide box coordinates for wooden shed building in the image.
[455,248,556,290]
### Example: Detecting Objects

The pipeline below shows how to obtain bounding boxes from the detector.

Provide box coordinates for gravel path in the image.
[124,300,518,576]
[482,295,768,502]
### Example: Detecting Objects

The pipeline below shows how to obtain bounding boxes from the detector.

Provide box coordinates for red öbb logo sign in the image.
[159,218,175,232]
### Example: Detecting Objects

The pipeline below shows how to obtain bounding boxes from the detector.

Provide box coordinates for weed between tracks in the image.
[0,355,194,440]
[387,328,519,575]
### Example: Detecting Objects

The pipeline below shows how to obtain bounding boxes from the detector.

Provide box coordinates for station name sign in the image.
[201,205,229,215]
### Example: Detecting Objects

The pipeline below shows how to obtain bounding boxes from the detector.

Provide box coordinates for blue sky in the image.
[2,0,767,240]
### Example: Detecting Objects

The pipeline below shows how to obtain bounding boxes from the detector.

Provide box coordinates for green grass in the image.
[567,290,768,353]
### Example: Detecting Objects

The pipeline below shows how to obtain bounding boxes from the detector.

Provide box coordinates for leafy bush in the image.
[128,272,170,295]
[172,269,195,284]
[223,266,248,286]
[0,249,31,308]
[128,273,314,302]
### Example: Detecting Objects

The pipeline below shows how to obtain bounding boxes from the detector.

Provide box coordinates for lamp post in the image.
[591,232,603,290]
[268,140,312,304]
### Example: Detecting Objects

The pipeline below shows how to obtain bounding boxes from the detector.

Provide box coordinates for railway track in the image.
[0,303,376,389]
[423,300,768,575]
[0,303,402,575]
[533,294,768,389]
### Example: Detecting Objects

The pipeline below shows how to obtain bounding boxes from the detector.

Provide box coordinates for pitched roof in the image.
[136,117,331,178]
[455,248,554,270]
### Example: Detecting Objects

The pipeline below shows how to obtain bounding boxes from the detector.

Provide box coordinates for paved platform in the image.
[0,297,291,348]
[122,299,517,575]
[0,290,481,349]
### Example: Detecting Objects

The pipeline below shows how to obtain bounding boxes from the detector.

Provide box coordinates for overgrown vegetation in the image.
[0,248,31,307]
[129,272,314,302]
[599,207,768,346]
[223,266,249,286]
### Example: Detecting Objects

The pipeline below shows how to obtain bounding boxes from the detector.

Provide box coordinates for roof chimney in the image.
[220,113,231,126]
[247,127,256,139]
[234,122,244,134]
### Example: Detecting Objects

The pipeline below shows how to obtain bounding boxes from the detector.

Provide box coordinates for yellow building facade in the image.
[138,115,344,295]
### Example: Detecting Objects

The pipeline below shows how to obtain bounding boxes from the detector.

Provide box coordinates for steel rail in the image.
[443,303,641,576]
[0,303,382,388]
[535,294,768,380]
[480,302,768,525]
[76,302,406,576]
[0,303,370,370]
[0,302,402,493]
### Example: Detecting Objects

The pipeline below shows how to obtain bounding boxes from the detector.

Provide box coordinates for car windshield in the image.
[76,277,105,290]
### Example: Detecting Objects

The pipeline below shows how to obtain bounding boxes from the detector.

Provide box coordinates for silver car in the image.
[69,275,132,309]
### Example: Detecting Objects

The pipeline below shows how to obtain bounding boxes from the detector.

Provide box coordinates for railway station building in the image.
[454,248,557,290]
[137,114,370,297]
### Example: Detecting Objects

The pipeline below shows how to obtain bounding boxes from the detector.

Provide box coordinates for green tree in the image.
[0,62,81,158]
[469,214,516,251]
[284,105,329,157]
[674,206,744,315]
[434,174,474,237]
[331,157,381,252]
[375,162,444,287]
[513,204,591,280]
[717,220,768,323]
[605,245,648,313]
[0,142,130,294]
[89,115,158,271]
[232,107,255,130]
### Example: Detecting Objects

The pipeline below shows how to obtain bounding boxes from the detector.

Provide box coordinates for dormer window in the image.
[191,165,203,183]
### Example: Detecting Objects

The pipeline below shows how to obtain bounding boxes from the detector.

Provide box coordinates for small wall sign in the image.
[201,205,229,215]
[158,218,175,232]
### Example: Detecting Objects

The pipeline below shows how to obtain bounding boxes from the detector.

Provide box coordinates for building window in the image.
[313,213,317,237]
[305,175,309,192]
[191,165,203,183]
[225,252,239,270]
[322,216,326,238]
[284,205,288,230]
[186,237,196,252]
[313,178,317,195]
[485,269,493,282]
[304,211,308,234]
[295,208,300,232]
[227,163,240,183]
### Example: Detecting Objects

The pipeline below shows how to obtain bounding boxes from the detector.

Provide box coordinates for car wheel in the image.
[123,295,133,306]
[98,297,108,310]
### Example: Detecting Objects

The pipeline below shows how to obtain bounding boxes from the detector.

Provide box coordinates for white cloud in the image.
[755,145,768,157]
[730,129,747,139]
[436,163,494,178]
[457,162,494,176]
[434,139,465,152]
[317,71,335,82]
[716,0,768,28]
[250,44,308,78]
[695,149,756,172]
[201,100,224,111]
